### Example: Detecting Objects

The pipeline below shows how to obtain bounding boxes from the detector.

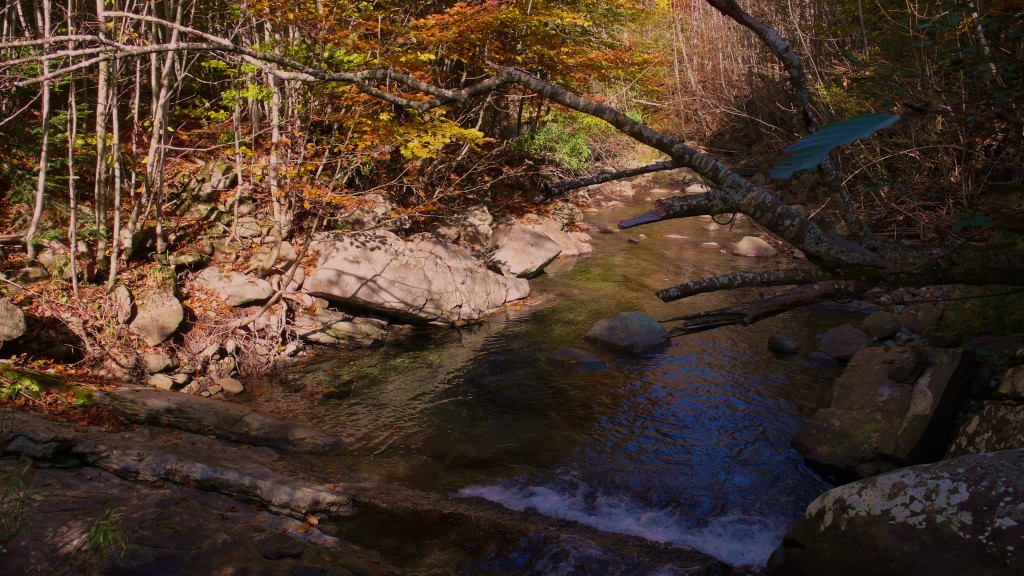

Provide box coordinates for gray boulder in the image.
[861,311,901,340]
[585,311,669,354]
[768,450,1024,576]
[0,298,26,344]
[997,364,1024,398]
[304,230,529,325]
[293,308,389,347]
[732,236,778,257]
[195,267,274,307]
[192,160,237,200]
[818,323,872,361]
[946,400,1024,457]
[129,290,183,346]
[141,352,177,374]
[793,347,976,476]
[487,220,562,278]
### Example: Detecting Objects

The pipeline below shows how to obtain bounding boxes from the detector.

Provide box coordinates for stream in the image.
[247,187,865,573]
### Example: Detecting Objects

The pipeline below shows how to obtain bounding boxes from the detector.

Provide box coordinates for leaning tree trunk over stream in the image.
[4,1,1024,328]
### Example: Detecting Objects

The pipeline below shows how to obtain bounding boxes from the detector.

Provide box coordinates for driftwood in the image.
[663,280,874,337]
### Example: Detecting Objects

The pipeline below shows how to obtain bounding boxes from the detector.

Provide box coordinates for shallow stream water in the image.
[249,188,865,573]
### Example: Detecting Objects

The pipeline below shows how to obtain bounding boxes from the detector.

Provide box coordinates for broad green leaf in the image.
[770,113,901,179]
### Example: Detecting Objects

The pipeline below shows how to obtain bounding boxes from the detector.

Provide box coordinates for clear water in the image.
[250,191,858,571]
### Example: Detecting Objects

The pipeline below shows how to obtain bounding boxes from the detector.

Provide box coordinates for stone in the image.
[337,193,408,232]
[167,251,209,267]
[195,267,274,307]
[208,384,224,395]
[585,311,670,354]
[768,334,800,355]
[946,400,1024,457]
[141,352,178,375]
[210,356,238,380]
[526,217,592,257]
[898,302,944,334]
[544,347,607,372]
[192,160,237,200]
[148,373,175,390]
[700,242,719,248]
[235,217,264,239]
[732,236,778,257]
[792,347,977,476]
[0,298,26,343]
[99,387,342,453]
[817,324,872,361]
[702,222,720,231]
[548,202,583,229]
[113,284,134,324]
[487,220,562,278]
[305,231,529,325]
[168,373,191,386]
[861,311,901,340]
[250,240,298,273]
[455,205,495,253]
[15,266,49,283]
[293,308,389,347]
[129,290,184,346]
[767,450,1024,576]
[215,377,244,396]
[685,183,712,194]
[997,365,1024,399]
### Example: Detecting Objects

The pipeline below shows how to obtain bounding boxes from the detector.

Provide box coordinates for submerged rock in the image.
[584,311,669,354]
[768,334,800,355]
[732,236,777,257]
[545,347,607,372]
[768,450,1024,576]
[99,387,341,453]
[305,230,529,325]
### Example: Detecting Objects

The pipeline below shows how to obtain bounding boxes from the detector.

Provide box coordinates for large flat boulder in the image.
[767,450,1024,576]
[486,220,562,278]
[304,230,529,325]
[793,347,976,476]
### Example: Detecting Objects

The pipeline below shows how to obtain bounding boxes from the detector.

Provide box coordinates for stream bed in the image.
[247,190,865,573]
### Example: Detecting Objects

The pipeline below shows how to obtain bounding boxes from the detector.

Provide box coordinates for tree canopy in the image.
[1,0,1022,328]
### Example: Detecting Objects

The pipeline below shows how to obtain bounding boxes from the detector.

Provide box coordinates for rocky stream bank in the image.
[2,167,1023,575]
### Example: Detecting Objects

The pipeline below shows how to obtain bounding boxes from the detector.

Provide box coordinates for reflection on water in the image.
[252,199,860,569]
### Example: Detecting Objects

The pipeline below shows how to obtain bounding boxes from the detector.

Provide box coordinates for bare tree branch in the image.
[656,268,835,302]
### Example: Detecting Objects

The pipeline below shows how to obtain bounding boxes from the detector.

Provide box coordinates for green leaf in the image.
[770,113,901,179]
